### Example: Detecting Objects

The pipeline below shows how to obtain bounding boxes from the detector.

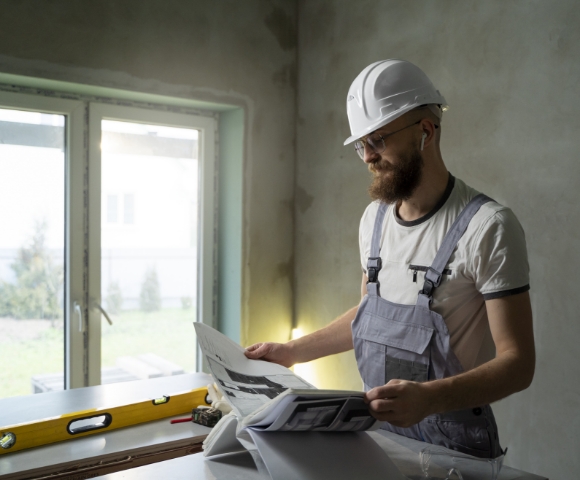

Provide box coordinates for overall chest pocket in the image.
[408,264,452,284]
[356,312,434,386]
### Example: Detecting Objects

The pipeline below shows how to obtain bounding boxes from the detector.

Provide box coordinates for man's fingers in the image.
[367,399,411,426]
[364,384,400,402]
[244,343,268,357]
[368,402,397,423]
[245,343,263,353]
[369,398,397,414]
[244,342,291,367]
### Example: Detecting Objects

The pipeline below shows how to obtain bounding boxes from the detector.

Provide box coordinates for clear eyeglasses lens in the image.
[354,141,365,159]
[353,135,385,160]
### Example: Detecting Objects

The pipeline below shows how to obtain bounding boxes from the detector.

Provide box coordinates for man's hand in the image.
[244,342,295,368]
[364,379,432,428]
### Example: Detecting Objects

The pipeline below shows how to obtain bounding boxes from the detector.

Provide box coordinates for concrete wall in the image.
[0,0,297,347]
[295,1,579,478]
[1,0,578,477]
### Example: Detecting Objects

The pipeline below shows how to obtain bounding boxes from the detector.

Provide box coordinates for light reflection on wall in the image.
[288,326,363,391]
[289,327,319,387]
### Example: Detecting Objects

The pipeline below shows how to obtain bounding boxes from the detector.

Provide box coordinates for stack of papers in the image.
[194,323,408,480]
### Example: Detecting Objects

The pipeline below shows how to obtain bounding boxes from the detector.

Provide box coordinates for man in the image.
[245,59,535,458]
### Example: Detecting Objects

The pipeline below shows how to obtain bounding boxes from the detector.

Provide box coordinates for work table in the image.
[0,374,548,480]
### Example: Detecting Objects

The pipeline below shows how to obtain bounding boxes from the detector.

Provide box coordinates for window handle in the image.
[74,301,83,333]
[94,302,113,326]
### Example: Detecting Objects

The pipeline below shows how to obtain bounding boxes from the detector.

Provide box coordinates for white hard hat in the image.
[344,59,448,145]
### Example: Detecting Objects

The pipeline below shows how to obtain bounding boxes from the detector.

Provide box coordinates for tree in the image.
[139,267,161,312]
[105,281,123,315]
[0,220,63,320]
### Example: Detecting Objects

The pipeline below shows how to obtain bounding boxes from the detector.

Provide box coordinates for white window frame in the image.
[0,90,86,389]
[0,89,218,391]
[87,103,217,386]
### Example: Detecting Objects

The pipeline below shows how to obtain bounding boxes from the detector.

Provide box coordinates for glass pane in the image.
[0,108,66,398]
[100,120,198,384]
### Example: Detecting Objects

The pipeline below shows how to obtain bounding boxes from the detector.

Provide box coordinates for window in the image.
[0,103,69,396]
[123,194,134,225]
[105,193,134,225]
[107,194,119,223]
[0,89,217,399]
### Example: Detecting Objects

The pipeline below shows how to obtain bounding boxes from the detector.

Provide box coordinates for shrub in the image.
[0,220,63,320]
[181,296,193,310]
[105,281,123,315]
[139,267,161,312]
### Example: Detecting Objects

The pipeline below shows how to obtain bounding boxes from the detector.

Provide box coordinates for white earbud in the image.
[420,132,427,151]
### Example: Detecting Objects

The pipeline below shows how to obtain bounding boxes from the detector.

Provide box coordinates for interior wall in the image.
[296,1,579,478]
[0,0,297,347]
[2,1,577,477]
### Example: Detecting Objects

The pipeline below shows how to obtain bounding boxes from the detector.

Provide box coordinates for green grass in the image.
[0,308,198,400]
[101,308,197,371]
[1,327,65,398]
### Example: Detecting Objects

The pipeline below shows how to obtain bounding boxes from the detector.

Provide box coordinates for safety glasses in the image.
[353,120,438,159]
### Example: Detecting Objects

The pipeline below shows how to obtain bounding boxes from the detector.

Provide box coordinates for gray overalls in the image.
[352,194,504,459]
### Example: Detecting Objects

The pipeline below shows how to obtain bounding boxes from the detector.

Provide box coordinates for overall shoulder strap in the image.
[419,194,492,304]
[366,202,389,297]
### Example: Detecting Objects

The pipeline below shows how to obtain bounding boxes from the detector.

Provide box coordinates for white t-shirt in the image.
[359,175,529,372]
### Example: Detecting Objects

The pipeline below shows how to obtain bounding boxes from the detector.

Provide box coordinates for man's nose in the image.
[363,143,380,164]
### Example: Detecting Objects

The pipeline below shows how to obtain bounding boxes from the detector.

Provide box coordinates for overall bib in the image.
[352,194,504,459]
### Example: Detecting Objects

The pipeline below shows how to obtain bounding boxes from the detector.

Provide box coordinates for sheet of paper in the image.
[246,430,409,480]
[194,323,314,417]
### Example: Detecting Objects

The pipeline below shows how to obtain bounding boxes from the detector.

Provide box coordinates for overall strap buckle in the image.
[420,267,442,297]
[367,257,382,283]
[366,202,389,298]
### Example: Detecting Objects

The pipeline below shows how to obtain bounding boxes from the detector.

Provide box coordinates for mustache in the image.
[368,161,393,174]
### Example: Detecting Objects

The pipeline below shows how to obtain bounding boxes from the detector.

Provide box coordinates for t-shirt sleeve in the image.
[469,207,530,300]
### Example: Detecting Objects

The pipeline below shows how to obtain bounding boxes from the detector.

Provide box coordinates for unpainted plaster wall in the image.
[1,1,578,477]
[296,1,580,478]
[0,0,297,348]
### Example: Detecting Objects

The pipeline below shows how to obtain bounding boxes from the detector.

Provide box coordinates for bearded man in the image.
[245,59,535,459]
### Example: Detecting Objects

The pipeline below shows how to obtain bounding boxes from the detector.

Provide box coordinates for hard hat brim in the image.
[343,104,418,146]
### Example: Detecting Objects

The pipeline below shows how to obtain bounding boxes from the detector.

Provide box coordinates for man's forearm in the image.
[423,350,535,415]
[243,304,360,367]
[287,306,358,364]
[425,293,535,414]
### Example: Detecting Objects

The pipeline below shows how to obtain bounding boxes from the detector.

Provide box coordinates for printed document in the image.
[194,322,378,432]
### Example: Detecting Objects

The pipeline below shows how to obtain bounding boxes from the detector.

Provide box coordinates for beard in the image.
[368,146,424,204]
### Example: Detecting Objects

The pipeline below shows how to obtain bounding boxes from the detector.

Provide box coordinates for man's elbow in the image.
[514,351,536,392]
[519,365,535,391]
[499,347,535,393]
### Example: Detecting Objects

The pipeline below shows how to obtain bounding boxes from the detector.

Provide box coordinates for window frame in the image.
[87,103,217,386]
[0,89,218,392]
[0,90,85,389]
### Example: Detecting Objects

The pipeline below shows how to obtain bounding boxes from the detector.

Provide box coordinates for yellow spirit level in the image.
[0,386,210,455]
